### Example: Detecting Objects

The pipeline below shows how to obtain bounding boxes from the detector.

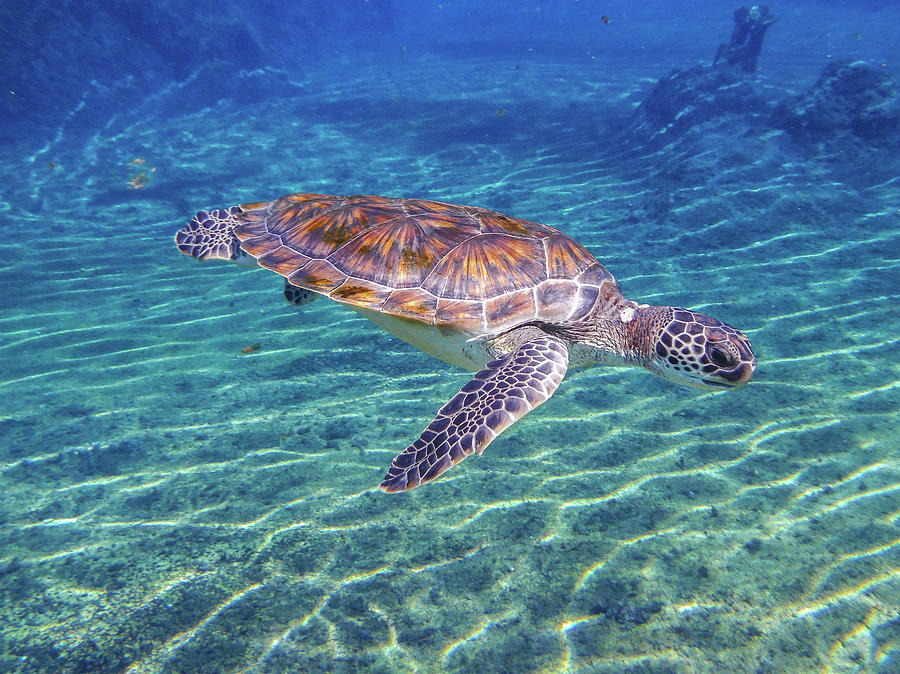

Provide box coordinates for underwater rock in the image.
[1,0,396,148]
[0,556,22,578]
[398,626,439,645]
[773,60,900,146]
[627,6,775,141]
[591,598,664,625]
[628,63,770,141]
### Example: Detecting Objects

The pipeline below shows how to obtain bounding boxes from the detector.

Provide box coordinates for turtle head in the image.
[631,306,756,389]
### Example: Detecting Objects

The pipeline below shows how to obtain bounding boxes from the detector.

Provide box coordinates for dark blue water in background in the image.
[4,0,898,151]
[2,1,899,672]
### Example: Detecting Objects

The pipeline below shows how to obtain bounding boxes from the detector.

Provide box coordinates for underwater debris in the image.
[128,173,151,189]
[126,158,156,189]
[714,5,776,72]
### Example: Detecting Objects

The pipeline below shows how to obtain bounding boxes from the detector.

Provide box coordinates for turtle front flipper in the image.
[380,332,569,492]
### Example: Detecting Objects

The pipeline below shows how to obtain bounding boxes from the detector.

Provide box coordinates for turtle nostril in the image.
[709,346,735,369]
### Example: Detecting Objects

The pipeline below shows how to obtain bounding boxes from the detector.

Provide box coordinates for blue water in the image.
[2,1,899,672]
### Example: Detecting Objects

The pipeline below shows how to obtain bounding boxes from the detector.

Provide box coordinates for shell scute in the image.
[484,289,537,326]
[267,203,318,235]
[239,201,270,211]
[240,233,281,258]
[577,262,617,288]
[330,217,470,288]
[233,202,270,235]
[477,211,552,238]
[257,245,310,277]
[545,234,596,279]
[382,289,438,320]
[230,193,610,327]
[435,298,484,329]
[569,285,600,322]
[330,279,392,310]
[287,259,347,292]
[535,279,578,321]
[423,234,546,299]
[282,211,371,258]
[402,198,466,217]
[275,194,340,224]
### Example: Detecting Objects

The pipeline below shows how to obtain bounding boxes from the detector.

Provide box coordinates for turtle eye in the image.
[709,346,735,369]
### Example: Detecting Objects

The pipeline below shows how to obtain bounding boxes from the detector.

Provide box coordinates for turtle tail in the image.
[174,205,254,265]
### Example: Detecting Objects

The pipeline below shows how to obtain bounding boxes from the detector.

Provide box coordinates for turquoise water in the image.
[3,6,900,673]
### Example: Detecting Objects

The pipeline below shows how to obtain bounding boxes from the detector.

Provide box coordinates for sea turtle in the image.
[175,193,756,492]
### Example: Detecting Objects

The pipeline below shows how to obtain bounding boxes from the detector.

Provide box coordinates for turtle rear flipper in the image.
[174,207,256,267]
[380,331,569,492]
[284,281,318,307]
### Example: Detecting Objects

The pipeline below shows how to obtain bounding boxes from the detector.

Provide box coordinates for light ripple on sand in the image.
[1,55,898,672]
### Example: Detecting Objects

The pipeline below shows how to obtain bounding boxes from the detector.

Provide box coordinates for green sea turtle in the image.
[175,193,756,492]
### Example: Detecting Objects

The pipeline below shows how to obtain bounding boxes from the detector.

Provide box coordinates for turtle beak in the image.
[703,358,756,388]
[731,359,756,386]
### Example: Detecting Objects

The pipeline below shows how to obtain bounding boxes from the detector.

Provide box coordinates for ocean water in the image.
[2,1,899,672]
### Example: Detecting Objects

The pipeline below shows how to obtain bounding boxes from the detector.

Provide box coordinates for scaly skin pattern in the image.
[625,305,756,389]
[381,304,756,491]
[542,303,756,388]
[175,193,757,491]
[380,329,568,492]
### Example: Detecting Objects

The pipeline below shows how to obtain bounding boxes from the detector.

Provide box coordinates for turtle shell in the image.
[233,193,618,332]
